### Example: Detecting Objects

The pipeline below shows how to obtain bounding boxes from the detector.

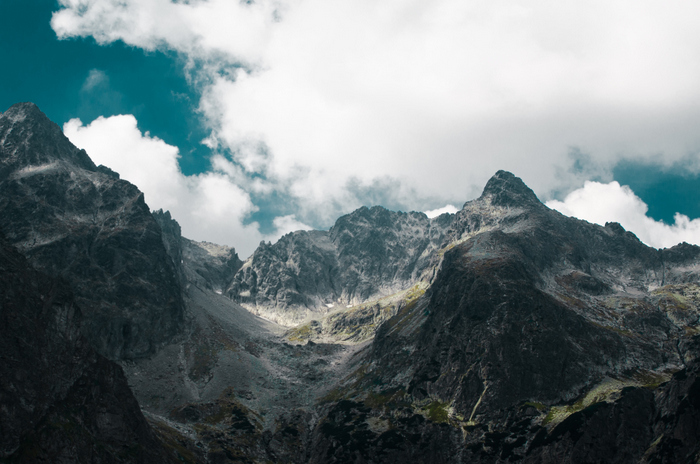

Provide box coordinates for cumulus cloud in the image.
[268,215,313,238]
[52,0,700,241]
[546,181,700,249]
[51,0,279,67]
[63,115,305,257]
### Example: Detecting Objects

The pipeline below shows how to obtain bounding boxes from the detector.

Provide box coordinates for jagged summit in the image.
[0,102,184,360]
[3,102,700,463]
[228,203,453,325]
[478,169,541,207]
[3,101,45,119]
[0,102,96,173]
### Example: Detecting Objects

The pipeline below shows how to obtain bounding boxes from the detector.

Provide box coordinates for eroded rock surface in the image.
[0,103,184,360]
[4,103,700,463]
[123,171,700,463]
[153,209,244,294]
[306,171,700,463]
[228,206,453,325]
[0,235,177,463]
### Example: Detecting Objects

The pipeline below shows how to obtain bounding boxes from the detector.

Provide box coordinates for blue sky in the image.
[2,0,700,256]
[0,0,210,175]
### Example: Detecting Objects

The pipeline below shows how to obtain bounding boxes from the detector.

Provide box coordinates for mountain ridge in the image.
[0,102,184,360]
[226,205,454,325]
[302,171,700,463]
[3,101,700,463]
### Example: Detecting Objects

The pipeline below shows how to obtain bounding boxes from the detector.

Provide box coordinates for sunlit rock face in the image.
[227,205,454,326]
[0,102,184,360]
[4,101,700,463]
[306,171,700,463]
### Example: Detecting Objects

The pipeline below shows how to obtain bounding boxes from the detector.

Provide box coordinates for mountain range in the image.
[1,102,699,463]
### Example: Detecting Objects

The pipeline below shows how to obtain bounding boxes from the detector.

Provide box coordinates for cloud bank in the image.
[52,0,700,250]
[547,181,700,249]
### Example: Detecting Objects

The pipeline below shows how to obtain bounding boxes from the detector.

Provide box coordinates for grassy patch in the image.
[542,371,674,428]
[632,369,672,389]
[422,400,450,423]
[522,401,547,412]
[656,292,692,311]
[287,323,312,342]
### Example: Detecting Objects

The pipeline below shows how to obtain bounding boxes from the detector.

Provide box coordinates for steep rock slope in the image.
[5,103,700,464]
[308,171,700,463]
[123,212,362,463]
[0,103,184,360]
[153,209,243,294]
[127,171,700,463]
[0,235,177,463]
[227,206,453,325]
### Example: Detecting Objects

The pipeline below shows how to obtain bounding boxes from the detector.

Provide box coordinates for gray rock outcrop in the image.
[227,206,454,325]
[0,234,177,463]
[308,171,700,463]
[0,102,184,360]
[152,208,243,294]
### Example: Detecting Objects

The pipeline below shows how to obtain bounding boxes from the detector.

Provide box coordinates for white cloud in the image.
[266,215,313,240]
[52,0,700,242]
[51,0,279,67]
[63,115,299,257]
[425,204,459,218]
[546,181,700,249]
[81,69,108,91]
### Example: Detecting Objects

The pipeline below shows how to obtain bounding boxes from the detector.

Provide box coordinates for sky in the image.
[2,0,700,257]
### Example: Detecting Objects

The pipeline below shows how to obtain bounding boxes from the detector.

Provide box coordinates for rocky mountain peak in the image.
[478,169,541,207]
[4,100,700,462]
[0,103,184,360]
[2,101,45,120]
[0,102,96,174]
[228,203,454,324]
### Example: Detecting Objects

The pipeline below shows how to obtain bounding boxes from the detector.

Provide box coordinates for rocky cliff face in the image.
[4,102,700,463]
[306,171,700,463]
[0,234,178,463]
[123,170,700,464]
[152,208,243,294]
[0,103,184,360]
[227,206,453,325]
